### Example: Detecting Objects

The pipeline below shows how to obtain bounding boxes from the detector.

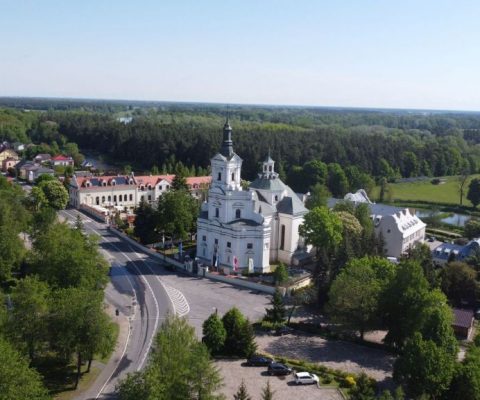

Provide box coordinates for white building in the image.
[196,121,308,273]
[328,190,426,258]
[69,173,211,209]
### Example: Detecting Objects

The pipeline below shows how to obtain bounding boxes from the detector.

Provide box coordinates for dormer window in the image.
[102,181,107,186]
[147,184,152,190]
[111,180,116,186]
[85,181,91,187]
[129,179,134,185]
[140,185,145,191]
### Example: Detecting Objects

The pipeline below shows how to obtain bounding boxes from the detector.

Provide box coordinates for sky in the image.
[1,0,480,110]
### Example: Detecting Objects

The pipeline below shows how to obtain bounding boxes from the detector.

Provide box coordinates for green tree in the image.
[299,207,343,253]
[172,172,189,191]
[381,261,433,349]
[448,346,480,400]
[133,199,158,244]
[123,164,132,174]
[29,186,48,211]
[327,257,394,339]
[464,218,480,239]
[157,189,198,241]
[222,308,257,358]
[402,242,437,287]
[202,311,227,355]
[264,289,286,326]
[327,163,349,197]
[273,263,288,285]
[118,314,224,400]
[440,261,478,307]
[32,223,108,290]
[6,276,50,361]
[49,288,115,388]
[305,183,330,209]
[393,333,455,399]
[74,214,84,231]
[402,151,419,178]
[0,338,50,400]
[38,179,69,209]
[467,178,480,208]
[260,381,275,400]
[233,380,251,400]
[349,372,376,400]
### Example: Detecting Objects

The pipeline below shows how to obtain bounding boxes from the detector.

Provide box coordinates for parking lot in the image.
[216,359,344,400]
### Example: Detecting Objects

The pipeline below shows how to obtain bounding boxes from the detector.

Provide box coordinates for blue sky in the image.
[1,0,480,110]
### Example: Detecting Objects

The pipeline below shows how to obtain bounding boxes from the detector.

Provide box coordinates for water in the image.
[416,210,470,227]
[82,152,116,171]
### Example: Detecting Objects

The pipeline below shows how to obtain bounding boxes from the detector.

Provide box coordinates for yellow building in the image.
[0,148,19,164]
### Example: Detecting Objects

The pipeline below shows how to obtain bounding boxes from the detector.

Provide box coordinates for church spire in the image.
[220,116,234,158]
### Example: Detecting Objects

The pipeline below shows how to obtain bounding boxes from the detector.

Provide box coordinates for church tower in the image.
[210,118,242,192]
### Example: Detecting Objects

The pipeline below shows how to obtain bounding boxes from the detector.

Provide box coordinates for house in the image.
[1,157,19,172]
[0,148,19,164]
[51,155,74,167]
[34,153,52,164]
[12,142,25,152]
[432,239,480,266]
[452,308,474,339]
[68,173,211,209]
[327,190,426,258]
[196,121,308,273]
[26,165,55,183]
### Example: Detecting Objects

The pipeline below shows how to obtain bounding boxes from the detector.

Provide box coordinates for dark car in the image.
[274,326,294,336]
[267,363,293,376]
[246,355,274,366]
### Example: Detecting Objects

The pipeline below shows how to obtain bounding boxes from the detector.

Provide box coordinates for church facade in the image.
[196,121,308,273]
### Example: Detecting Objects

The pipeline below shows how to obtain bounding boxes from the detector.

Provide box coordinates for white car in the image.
[294,372,319,385]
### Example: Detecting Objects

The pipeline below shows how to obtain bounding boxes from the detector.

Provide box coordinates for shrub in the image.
[431,178,441,185]
[343,375,356,388]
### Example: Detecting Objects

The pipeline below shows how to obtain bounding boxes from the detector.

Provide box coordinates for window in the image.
[112,180,116,186]
[269,166,272,172]
[280,224,286,250]
[227,242,231,248]
[217,172,222,181]
[124,194,127,201]
[214,238,218,245]
[202,235,206,241]
[274,195,278,202]
[231,172,235,181]
[108,195,111,202]
[113,195,117,202]
[215,208,219,218]
[235,209,241,219]
[96,197,99,205]
[148,195,152,201]
[159,185,163,190]
[102,196,105,203]
[129,194,133,201]
[247,243,253,249]
[148,185,152,190]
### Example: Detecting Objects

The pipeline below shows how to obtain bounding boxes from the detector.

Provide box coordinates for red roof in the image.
[52,155,73,161]
[186,176,212,187]
[134,175,174,187]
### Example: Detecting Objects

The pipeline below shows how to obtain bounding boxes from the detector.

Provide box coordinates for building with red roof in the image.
[52,155,74,167]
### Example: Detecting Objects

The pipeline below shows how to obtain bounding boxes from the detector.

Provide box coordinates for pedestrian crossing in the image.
[164,284,190,317]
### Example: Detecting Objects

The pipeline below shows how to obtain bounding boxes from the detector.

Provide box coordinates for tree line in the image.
[0,175,115,398]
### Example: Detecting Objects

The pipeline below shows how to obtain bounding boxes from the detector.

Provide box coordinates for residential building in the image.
[21,163,55,182]
[34,153,52,164]
[452,308,474,339]
[1,157,19,172]
[0,148,19,164]
[51,155,74,167]
[328,190,426,258]
[196,121,308,273]
[432,239,480,266]
[68,173,210,209]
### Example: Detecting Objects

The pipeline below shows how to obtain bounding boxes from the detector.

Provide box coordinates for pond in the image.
[82,152,116,172]
[416,210,471,227]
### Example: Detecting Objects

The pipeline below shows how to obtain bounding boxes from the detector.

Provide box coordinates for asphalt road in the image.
[59,208,270,399]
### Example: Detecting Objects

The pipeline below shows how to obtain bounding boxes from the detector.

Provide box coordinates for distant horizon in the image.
[3,95,480,115]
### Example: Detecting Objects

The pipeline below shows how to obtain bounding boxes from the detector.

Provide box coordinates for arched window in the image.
[231,172,235,181]
[112,180,116,186]
[217,172,221,181]
[235,209,241,219]
[124,194,127,201]
[129,194,133,201]
[113,195,117,202]
[108,195,111,202]
[274,195,278,202]
[215,208,219,218]
[101,196,105,203]
[280,224,286,250]
[148,184,152,190]
[96,197,99,205]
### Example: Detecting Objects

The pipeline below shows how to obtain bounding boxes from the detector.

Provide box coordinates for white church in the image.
[196,120,308,273]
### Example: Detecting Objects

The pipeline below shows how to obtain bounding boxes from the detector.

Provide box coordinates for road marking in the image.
[129,247,190,318]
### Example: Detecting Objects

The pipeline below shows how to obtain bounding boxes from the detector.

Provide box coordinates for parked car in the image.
[246,355,274,366]
[267,363,293,376]
[274,325,294,336]
[294,372,319,385]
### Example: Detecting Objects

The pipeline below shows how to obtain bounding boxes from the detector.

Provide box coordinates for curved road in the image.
[60,209,181,399]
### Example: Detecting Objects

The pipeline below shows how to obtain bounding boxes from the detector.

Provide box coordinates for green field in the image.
[372,175,480,208]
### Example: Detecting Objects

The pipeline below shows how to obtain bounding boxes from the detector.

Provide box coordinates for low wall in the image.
[108,227,276,294]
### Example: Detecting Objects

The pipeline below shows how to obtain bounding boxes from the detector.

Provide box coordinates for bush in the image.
[431,178,441,185]
[322,376,332,384]
[343,375,356,388]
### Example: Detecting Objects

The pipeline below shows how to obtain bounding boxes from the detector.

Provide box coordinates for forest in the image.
[2,98,480,194]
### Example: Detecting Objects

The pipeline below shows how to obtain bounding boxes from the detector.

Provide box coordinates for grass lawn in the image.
[372,174,480,208]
